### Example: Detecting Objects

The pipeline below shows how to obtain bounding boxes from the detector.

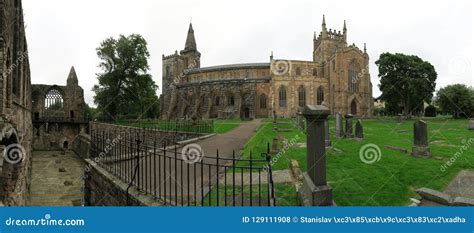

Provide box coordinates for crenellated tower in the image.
[313,15,347,63]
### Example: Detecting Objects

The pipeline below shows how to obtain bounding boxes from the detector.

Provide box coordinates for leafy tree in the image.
[376,53,437,116]
[93,34,159,121]
[435,84,474,118]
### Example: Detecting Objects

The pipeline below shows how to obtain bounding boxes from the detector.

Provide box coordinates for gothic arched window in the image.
[298,86,306,107]
[317,86,324,105]
[215,96,220,106]
[348,61,360,92]
[279,86,287,108]
[259,94,267,109]
[45,88,63,110]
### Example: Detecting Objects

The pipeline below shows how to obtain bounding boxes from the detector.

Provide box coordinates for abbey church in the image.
[161,16,374,120]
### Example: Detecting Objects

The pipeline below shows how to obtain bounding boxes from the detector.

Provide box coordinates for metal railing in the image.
[90,124,275,206]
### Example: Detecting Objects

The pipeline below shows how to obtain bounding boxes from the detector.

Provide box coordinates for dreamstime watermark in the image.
[359,143,382,164]
[2,143,25,164]
[351,64,370,84]
[271,59,292,76]
[448,55,470,76]
[4,214,85,227]
[83,134,122,176]
[440,138,473,173]
[2,50,28,78]
[264,135,301,171]
[181,143,204,164]
[103,54,115,72]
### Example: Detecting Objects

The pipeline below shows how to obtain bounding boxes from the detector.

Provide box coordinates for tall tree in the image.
[376,53,437,116]
[93,34,159,120]
[436,84,474,118]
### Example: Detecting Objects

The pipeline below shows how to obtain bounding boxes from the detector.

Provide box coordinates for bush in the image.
[425,105,437,117]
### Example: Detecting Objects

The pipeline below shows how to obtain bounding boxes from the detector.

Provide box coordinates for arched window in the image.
[279,86,287,107]
[259,94,267,109]
[215,96,220,106]
[45,88,63,110]
[228,95,235,106]
[348,61,360,92]
[298,86,306,107]
[317,86,324,105]
[295,67,301,76]
[312,68,317,77]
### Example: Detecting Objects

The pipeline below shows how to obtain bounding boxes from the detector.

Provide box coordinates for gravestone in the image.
[297,105,333,206]
[297,114,305,132]
[468,119,474,131]
[272,110,277,123]
[355,119,363,140]
[412,120,431,158]
[324,120,331,147]
[335,112,344,138]
[396,113,402,123]
[344,114,354,138]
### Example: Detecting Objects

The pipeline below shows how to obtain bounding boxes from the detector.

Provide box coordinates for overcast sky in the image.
[23,0,472,105]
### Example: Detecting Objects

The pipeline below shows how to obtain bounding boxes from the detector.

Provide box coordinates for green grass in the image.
[240,117,474,206]
[115,119,239,134]
[202,183,298,206]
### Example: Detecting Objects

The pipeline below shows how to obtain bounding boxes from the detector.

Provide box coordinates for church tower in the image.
[313,15,347,63]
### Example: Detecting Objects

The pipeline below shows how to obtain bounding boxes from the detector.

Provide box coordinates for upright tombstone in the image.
[344,114,354,138]
[297,105,333,206]
[412,120,431,158]
[297,112,306,132]
[324,120,331,147]
[396,113,402,123]
[273,110,277,123]
[355,119,364,140]
[468,119,474,131]
[335,112,344,138]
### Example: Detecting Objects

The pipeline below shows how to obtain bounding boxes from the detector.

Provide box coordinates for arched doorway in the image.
[243,107,250,120]
[351,100,357,115]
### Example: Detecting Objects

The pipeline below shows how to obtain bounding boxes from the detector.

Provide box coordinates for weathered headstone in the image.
[412,120,431,158]
[396,113,402,123]
[297,115,305,132]
[344,114,354,138]
[272,110,277,123]
[297,105,333,206]
[324,120,331,147]
[335,112,344,138]
[468,119,474,131]
[355,119,363,140]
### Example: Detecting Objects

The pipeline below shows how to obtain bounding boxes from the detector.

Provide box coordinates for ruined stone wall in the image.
[0,0,33,206]
[72,133,91,160]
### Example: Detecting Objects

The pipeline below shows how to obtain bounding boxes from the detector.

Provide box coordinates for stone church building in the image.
[161,16,374,120]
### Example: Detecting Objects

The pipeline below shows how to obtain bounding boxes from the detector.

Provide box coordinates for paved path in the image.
[28,151,84,206]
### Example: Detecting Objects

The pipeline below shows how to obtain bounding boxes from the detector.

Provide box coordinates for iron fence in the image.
[90,123,276,206]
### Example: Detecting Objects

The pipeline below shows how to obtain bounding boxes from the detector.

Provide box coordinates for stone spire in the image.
[364,43,367,54]
[321,15,328,39]
[184,22,197,51]
[67,66,78,86]
[343,20,347,42]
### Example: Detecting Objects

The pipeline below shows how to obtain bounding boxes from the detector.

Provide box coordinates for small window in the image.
[298,86,306,107]
[312,68,317,76]
[332,60,336,71]
[228,95,235,106]
[215,96,220,106]
[296,67,301,76]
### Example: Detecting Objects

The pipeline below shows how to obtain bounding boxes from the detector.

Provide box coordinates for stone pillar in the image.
[344,114,354,138]
[412,120,431,158]
[355,119,363,140]
[335,112,343,138]
[324,120,331,147]
[298,105,333,206]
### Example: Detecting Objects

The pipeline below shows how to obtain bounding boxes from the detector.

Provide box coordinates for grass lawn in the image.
[115,119,239,134]
[240,117,474,206]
